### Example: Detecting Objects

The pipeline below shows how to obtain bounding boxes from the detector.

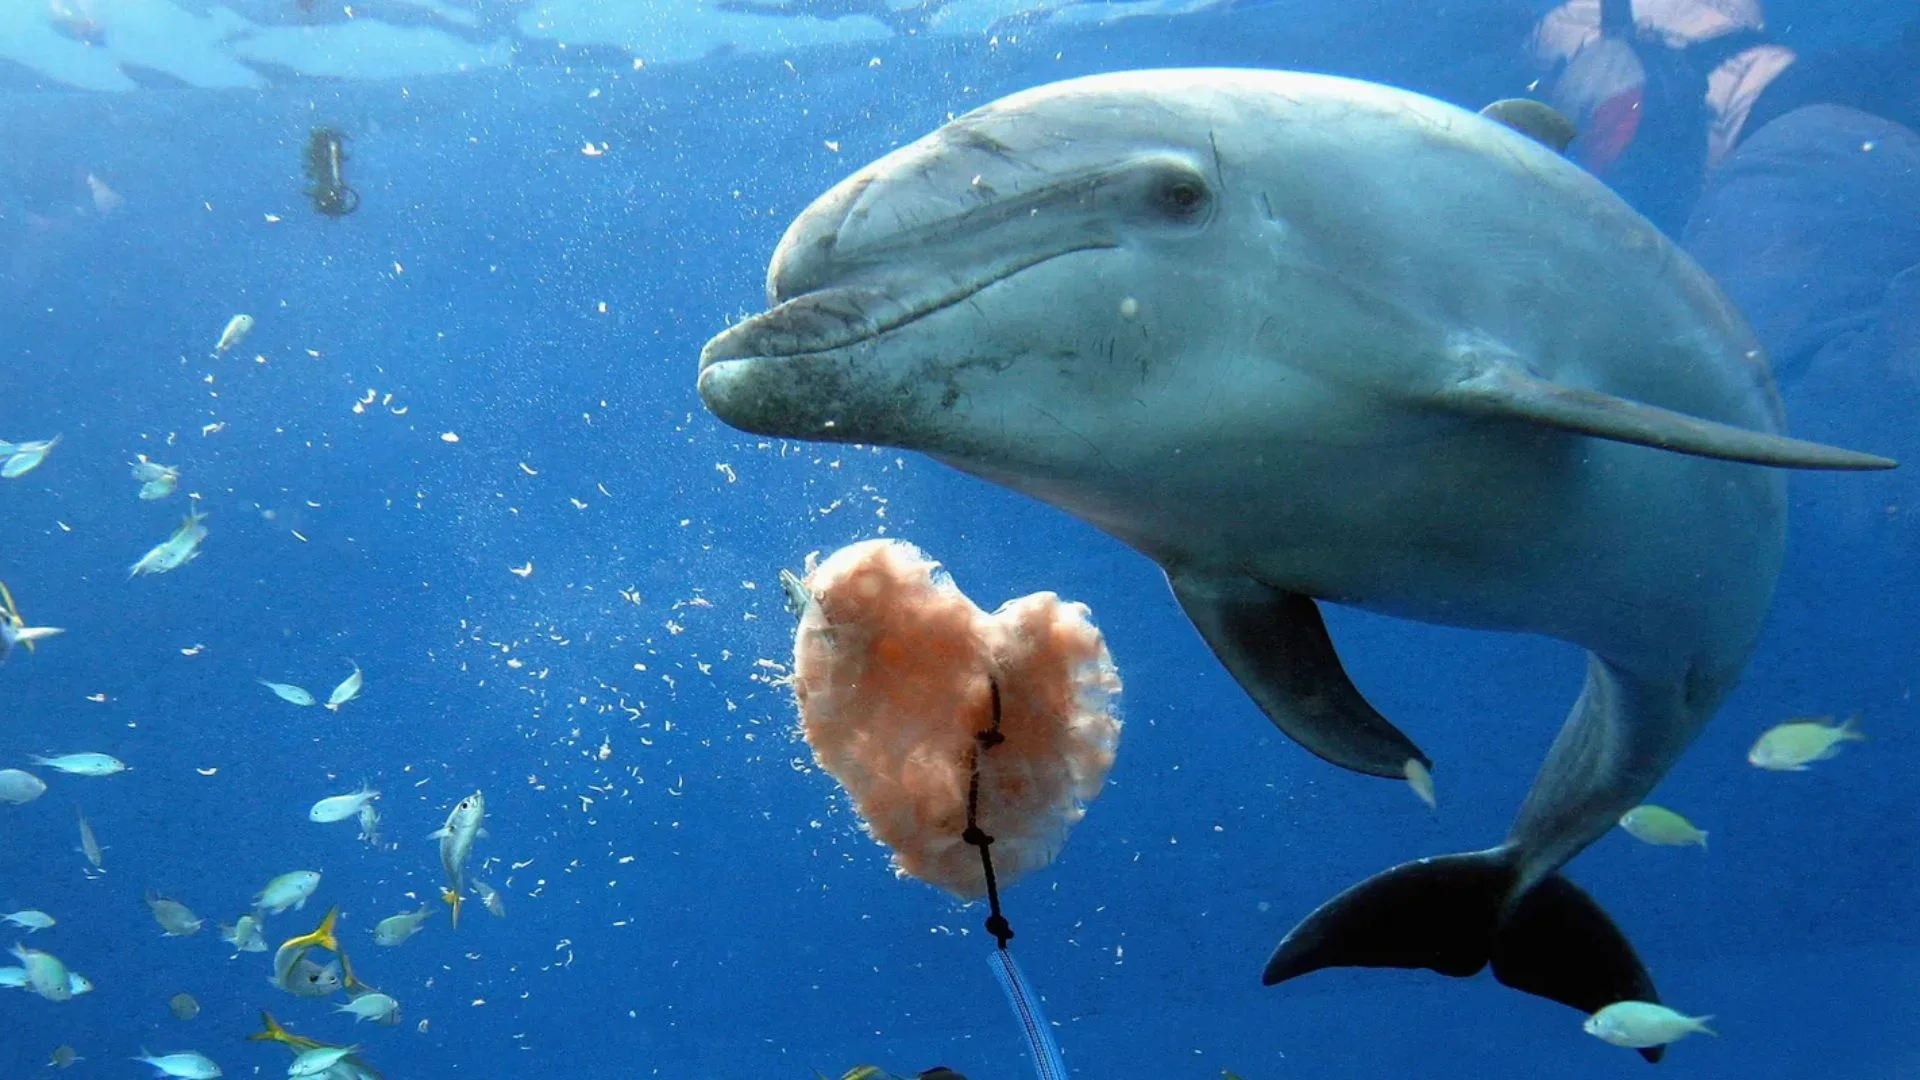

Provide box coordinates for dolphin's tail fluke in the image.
[1262,848,1664,1063]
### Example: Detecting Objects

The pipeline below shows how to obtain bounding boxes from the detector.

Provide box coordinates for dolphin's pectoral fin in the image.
[1167,571,1430,780]
[1440,356,1898,471]
[1264,848,1664,1064]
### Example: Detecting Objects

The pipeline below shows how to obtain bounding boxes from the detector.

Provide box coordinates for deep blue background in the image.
[0,3,1915,1078]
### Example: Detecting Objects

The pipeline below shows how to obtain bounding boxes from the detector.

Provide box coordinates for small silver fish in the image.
[131,455,181,500]
[1,436,60,479]
[356,801,382,847]
[132,1049,222,1079]
[213,313,255,354]
[255,871,321,915]
[130,511,209,578]
[1618,805,1708,849]
[309,784,378,824]
[324,663,363,711]
[780,567,812,620]
[76,808,105,871]
[9,942,71,1002]
[288,1044,357,1077]
[259,680,317,707]
[335,991,399,1024]
[1,909,55,932]
[371,905,430,947]
[32,752,127,777]
[1584,1001,1716,1048]
[219,914,268,954]
[1749,715,1865,771]
[145,890,204,936]
[0,769,47,804]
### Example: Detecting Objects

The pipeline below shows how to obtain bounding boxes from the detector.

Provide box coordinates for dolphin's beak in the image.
[697,113,1147,441]
[702,118,1133,372]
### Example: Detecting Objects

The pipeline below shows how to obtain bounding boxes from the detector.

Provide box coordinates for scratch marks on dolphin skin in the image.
[1031,407,1119,479]
[1207,129,1228,195]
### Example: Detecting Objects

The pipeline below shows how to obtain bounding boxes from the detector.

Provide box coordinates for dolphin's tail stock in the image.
[1262,847,1665,1063]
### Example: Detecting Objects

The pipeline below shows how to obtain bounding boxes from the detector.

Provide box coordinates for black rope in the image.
[962,675,1013,950]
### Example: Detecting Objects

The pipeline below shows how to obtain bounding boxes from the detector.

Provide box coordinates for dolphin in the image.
[695,68,1895,1055]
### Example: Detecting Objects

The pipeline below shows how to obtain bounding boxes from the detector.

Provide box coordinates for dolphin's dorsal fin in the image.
[1479,98,1577,154]
[1167,571,1432,787]
[1439,355,1898,471]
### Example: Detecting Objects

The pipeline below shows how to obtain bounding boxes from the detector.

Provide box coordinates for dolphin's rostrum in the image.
[696,68,1895,1058]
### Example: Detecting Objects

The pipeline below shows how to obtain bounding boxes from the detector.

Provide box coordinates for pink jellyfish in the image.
[790,538,1122,900]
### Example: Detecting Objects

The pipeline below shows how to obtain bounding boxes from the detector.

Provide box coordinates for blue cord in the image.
[988,948,1068,1080]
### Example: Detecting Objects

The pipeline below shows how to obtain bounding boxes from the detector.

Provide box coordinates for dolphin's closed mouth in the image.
[699,245,1114,369]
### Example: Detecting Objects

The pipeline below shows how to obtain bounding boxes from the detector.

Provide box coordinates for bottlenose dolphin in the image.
[696,68,1894,1055]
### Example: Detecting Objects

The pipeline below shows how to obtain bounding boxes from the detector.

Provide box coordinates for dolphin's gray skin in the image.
[696,69,1894,1055]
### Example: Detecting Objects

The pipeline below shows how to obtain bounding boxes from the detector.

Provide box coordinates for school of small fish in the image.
[2,769,509,1074]
[2,473,512,1076]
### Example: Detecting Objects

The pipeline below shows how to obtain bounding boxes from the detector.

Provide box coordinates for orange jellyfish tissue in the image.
[791,538,1123,900]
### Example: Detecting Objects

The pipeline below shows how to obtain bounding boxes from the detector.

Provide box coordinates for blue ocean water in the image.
[1,2,1916,1079]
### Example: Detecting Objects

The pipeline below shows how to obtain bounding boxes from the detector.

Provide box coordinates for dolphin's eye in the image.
[1144,167,1211,223]
[1162,181,1202,210]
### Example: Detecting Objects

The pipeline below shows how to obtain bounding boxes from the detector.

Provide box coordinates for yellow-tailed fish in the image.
[271,906,339,989]
[430,791,485,928]
[0,578,62,659]
[270,908,364,999]
[251,1010,326,1051]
